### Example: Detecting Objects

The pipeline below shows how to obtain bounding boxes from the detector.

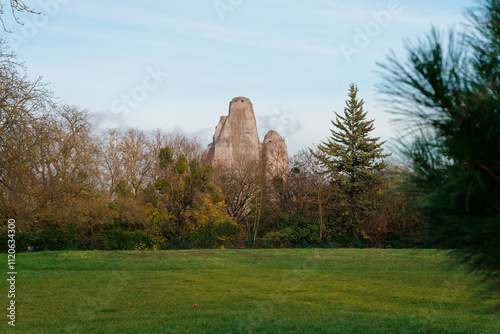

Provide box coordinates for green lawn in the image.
[0,249,498,333]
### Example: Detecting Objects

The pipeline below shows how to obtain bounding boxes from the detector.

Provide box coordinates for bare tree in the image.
[0,1,40,31]
[0,41,52,225]
[30,106,97,215]
[119,128,153,199]
[294,149,329,238]
[213,158,261,224]
[94,129,124,204]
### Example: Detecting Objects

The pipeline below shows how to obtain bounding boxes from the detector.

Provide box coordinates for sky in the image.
[1,0,476,155]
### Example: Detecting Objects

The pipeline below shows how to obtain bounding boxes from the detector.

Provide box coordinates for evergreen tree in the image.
[377,0,500,300]
[314,84,390,236]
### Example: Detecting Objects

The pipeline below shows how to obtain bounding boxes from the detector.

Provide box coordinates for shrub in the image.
[100,228,152,250]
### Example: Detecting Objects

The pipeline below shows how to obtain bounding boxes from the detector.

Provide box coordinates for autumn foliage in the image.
[0,41,421,251]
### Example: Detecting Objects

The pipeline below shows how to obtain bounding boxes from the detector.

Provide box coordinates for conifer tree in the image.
[377,0,500,300]
[314,84,389,236]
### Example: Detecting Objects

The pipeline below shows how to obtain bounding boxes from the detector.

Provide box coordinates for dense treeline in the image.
[0,41,422,251]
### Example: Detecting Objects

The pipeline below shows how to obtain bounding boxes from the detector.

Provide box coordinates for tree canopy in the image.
[315,84,389,184]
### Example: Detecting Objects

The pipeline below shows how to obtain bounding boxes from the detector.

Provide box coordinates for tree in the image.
[357,161,423,245]
[153,145,215,239]
[0,1,40,31]
[0,41,110,243]
[148,129,203,186]
[119,128,153,199]
[94,129,124,204]
[213,158,260,224]
[263,149,330,241]
[377,0,500,299]
[293,149,329,239]
[28,106,99,233]
[313,84,390,237]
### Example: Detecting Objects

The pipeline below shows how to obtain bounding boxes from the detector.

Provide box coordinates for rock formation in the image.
[202,97,289,177]
[262,129,289,178]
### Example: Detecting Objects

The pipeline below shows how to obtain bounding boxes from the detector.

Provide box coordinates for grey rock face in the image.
[262,129,289,179]
[203,97,288,175]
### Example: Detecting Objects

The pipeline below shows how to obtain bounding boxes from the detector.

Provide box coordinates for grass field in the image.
[0,249,498,333]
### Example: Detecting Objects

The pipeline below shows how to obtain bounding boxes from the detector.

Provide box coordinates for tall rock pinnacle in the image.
[203,97,260,165]
[202,97,289,176]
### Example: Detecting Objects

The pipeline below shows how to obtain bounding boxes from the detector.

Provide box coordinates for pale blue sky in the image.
[2,0,476,154]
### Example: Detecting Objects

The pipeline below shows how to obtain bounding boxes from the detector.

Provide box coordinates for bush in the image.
[99,228,152,250]
[265,215,319,243]
[195,220,241,249]
[0,231,38,253]
[28,230,73,251]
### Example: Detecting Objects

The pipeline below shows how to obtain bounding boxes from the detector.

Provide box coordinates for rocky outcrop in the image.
[262,130,289,179]
[202,97,289,176]
[203,97,261,165]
